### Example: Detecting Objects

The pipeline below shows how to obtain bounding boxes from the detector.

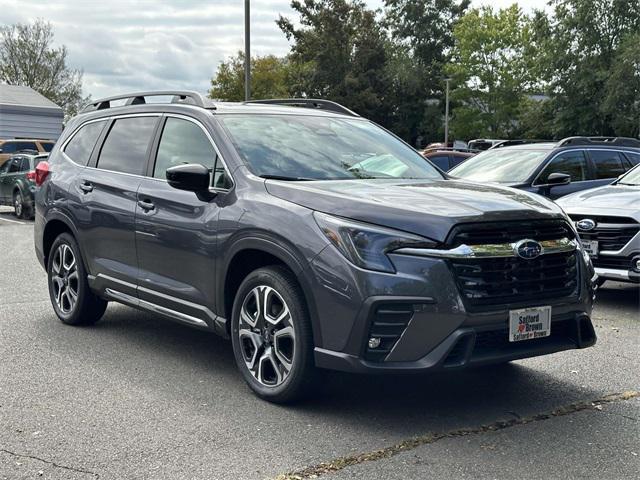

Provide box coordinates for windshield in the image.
[618,164,640,186]
[449,148,549,183]
[219,114,443,180]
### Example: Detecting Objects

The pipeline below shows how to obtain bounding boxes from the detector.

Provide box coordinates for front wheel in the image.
[231,266,316,403]
[47,233,108,326]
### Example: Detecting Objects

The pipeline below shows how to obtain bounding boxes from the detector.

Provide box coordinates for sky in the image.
[0,0,548,101]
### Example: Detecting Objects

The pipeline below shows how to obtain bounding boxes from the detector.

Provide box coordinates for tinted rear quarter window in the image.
[590,150,627,179]
[64,120,107,166]
[97,117,158,175]
[429,155,450,171]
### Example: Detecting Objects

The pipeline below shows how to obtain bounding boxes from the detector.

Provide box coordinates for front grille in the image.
[593,254,638,270]
[447,220,579,310]
[451,252,578,307]
[364,303,413,362]
[448,219,574,247]
[569,215,640,251]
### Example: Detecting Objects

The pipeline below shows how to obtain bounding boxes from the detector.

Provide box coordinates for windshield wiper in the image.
[616,182,639,186]
[259,174,316,181]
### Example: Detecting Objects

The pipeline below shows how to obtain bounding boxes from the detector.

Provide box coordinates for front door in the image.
[135,116,231,325]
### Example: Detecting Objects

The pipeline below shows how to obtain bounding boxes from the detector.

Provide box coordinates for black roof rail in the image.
[81,90,214,113]
[489,139,552,149]
[245,98,359,117]
[557,136,640,148]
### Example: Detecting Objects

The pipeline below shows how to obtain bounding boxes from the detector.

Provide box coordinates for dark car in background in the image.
[0,139,55,167]
[0,152,48,218]
[421,148,476,171]
[449,137,640,199]
[34,91,596,403]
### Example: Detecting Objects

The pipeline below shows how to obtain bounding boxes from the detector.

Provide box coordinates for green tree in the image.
[384,0,469,143]
[446,5,536,140]
[209,52,291,101]
[0,19,87,117]
[537,0,640,137]
[277,0,393,126]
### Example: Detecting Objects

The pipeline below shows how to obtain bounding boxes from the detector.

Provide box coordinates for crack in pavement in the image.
[0,448,100,478]
[271,390,640,480]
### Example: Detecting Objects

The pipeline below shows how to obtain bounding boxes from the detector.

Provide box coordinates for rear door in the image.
[75,115,160,294]
[587,150,632,189]
[135,115,233,324]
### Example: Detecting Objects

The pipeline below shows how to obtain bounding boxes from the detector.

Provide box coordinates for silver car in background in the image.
[557,164,640,285]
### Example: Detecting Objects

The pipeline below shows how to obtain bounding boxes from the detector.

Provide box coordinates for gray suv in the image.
[34,91,597,403]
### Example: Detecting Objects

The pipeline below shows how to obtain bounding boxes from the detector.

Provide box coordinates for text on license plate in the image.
[581,239,598,258]
[509,306,551,342]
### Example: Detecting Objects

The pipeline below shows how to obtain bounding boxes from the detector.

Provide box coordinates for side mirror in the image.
[166,163,211,192]
[546,172,571,186]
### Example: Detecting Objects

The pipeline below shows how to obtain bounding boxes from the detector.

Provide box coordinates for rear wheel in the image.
[13,190,29,219]
[231,266,316,403]
[47,233,107,326]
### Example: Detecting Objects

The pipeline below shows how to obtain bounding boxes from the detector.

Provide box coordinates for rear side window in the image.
[623,151,640,166]
[154,118,216,180]
[590,150,627,179]
[8,158,21,173]
[537,151,588,183]
[20,157,31,171]
[429,155,449,171]
[97,117,157,175]
[64,121,107,166]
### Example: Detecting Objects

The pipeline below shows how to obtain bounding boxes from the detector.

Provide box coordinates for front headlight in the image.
[313,212,437,273]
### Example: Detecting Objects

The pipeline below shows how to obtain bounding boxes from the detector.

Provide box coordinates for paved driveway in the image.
[0,208,638,480]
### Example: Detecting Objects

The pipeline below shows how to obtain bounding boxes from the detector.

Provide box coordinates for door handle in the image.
[137,199,155,211]
[80,181,93,193]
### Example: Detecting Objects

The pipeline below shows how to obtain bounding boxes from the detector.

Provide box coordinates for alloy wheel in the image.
[238,286,296,387]
[14,194,22,218]
[50,244,79,314]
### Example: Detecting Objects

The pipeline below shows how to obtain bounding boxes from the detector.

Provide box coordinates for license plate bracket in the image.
[509,306,552,342]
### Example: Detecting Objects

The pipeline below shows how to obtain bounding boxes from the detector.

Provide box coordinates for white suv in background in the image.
[558,164,640,286]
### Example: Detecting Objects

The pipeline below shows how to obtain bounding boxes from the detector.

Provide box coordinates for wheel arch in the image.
[42,211,88,271]
[219,236,322,347]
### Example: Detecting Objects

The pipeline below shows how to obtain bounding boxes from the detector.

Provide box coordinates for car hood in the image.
[557,185,639,212]
[265,179,565,242]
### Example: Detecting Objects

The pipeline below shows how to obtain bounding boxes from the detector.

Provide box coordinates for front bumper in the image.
[596,266,640,283]
[308,244,595,374]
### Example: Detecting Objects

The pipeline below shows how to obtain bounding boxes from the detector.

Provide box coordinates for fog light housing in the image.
[368,337,381,349]
[632,257,640,273]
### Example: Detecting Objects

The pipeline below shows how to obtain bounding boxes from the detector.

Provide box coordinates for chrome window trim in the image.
[395,237,577,259]
[532,148,635,186]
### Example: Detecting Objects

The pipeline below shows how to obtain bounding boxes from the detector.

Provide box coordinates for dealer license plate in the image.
[581,239,599,258]
[509,306,552,342]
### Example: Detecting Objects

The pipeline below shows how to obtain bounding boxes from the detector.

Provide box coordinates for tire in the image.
[13,190,27,219]
[231,266,316,403]
[47,232,107,326]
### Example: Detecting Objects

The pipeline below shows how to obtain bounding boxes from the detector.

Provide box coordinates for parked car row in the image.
[0,138,54,166]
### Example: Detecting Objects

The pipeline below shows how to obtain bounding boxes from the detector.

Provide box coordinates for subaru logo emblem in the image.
[576,219,596,231]
[514,239,543,260]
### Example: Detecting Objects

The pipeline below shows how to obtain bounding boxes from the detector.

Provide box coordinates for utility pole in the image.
[444,77,451,145]
[244,0,251,101]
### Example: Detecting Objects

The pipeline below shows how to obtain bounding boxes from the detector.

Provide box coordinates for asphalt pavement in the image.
[0,207,638,480]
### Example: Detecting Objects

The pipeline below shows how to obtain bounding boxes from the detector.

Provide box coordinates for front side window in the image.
[536,151,588,184]
[97,117,158,175]
[7,157,21,173]
[449,149,549,183]
[20,157,31,171]
[154,118,216,180]
[219,115,443,181]
[590,150,627,179]
[64,120,107,166]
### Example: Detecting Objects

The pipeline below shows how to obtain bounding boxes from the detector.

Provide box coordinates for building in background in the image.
[0,85,63,141]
